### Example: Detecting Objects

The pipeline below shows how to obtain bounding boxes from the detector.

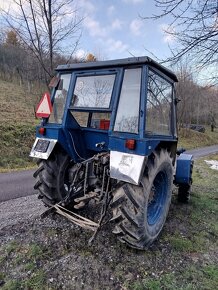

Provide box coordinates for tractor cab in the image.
[31,57,178,164]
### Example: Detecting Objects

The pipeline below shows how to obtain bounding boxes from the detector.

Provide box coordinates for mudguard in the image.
[110,151,146,185]
[175,153,193,185]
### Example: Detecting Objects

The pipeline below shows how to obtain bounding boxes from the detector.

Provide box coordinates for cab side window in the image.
[146,70,173,135]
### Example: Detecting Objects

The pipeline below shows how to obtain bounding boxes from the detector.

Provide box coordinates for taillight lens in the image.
[38,127,46,135]
[125,139,136,150]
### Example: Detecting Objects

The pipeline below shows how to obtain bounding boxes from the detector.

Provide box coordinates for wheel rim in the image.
[147,170,168,226]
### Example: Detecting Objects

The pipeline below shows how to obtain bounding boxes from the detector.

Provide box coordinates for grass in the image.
[178,127,218,149]
[1,270,46,290]
[129,265,218,290]
[0,123,36,170]
[0,242,48,290]
[0,78,42,170]
[0,79,44,125]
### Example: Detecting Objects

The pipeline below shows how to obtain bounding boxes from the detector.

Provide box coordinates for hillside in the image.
[0,79,40,170]
[178,127,218,150]
[0,79,41,124]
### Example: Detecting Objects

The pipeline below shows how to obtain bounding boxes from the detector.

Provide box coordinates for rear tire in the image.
[111,150,173,250]
[178,184,191,203]
[34,148,72,206]
[177,161,193,203]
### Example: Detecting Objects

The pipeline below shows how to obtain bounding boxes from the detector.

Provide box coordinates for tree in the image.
[0,0,82,84]
[5,30,20,46]
[144,0,218,83]
[86,53,97,62]
[175,61,218,128]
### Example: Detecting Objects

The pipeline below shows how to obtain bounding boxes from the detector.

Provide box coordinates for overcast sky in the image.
[76,0,174,60]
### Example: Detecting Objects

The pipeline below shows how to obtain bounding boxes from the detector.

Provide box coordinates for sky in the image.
[0,0,174,61]
[75,0,174,61]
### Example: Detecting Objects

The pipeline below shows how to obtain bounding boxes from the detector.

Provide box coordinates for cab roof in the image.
[56,56,178,82]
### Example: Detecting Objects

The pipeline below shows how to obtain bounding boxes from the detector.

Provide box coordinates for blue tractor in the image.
[30,57,193,249]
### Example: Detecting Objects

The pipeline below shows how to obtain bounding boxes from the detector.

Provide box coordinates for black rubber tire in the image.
[111,150,173,250]
[33,148,71,206]
[177,161,193,203]
[178,184,191,203]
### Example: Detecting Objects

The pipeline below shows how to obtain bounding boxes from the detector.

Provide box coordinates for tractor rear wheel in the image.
[111,150,173,250]
[33,148,72,207]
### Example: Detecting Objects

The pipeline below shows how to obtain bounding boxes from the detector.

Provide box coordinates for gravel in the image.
[0,195,45,230]
[0,194,217,289]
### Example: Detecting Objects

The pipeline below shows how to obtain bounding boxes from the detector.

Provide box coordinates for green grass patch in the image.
[0,78,44,170]
[0,79,44,125]
[23,269,46,290]
[0,123,36,170]
[2,271,46,290]
[178,127,218,149]
[127,264,218,290]
[169,235,195,252]
[1,280,23,290]
[0,242,49,290]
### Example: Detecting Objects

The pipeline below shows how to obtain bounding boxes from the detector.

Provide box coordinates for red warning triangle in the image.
[36,92,52,118]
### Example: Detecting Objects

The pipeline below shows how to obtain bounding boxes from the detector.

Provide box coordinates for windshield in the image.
[71,74,115,108]
[49,74,71,123]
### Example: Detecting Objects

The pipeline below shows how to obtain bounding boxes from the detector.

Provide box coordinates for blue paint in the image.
[147,171,168,225]
[175,153,193,184]
[35,57,184,174]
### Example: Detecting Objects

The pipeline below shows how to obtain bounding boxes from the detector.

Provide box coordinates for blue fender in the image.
[175,153,194,185]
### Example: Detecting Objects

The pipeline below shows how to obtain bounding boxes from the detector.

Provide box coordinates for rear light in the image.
[100,119,110,130]
[125,139,136,150]
[38,127,46,135]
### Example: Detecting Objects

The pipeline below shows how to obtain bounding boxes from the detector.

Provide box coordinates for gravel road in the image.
[186,144,218,159]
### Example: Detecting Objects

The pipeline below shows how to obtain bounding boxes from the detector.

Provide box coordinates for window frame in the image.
[145,67,174,137]
[48,73,72,124]
[113,66,143,135]
[69,70,118,112]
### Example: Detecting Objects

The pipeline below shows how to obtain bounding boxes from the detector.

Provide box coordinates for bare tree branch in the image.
[142,0,218,83]
[0,0,83,84]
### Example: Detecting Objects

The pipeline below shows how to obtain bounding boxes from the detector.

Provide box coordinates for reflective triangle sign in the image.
[36,92,52,118]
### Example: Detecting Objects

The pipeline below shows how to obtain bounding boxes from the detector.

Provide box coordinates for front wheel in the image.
[111,150,173,250]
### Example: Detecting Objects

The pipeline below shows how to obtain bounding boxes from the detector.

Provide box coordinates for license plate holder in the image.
[34,139,50,153]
